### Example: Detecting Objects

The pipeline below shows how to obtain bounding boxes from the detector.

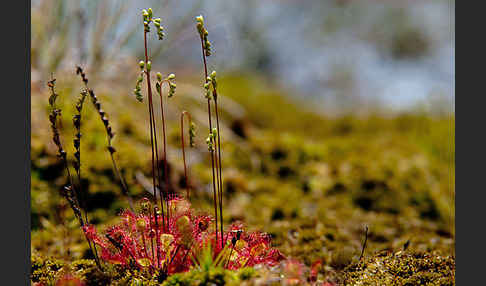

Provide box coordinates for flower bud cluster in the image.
[196,15,211,56]
[206,128,217,152]
[143,8,165,39]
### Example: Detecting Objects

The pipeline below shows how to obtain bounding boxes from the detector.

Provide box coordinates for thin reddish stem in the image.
[214,97,224,248]
[144,30,166,230]
[157,83,170,225]
[180,111,191,199]
[199,37,219,245]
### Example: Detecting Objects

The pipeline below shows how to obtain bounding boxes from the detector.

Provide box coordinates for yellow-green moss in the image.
[339,251,455,285]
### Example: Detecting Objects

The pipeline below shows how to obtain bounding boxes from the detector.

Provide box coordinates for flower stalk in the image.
[180,111,195,199]
[155,72,177,220]
[47,77,102,269]
[75,66,134,212]
[196,15,225,249]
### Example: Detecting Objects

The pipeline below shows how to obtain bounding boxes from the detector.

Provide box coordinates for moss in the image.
[330,247,357,270]
[31,255,65,284]
[340,251,455,285]
[237,267,256,281]
[69,259,112,286]
[32,256,259,286]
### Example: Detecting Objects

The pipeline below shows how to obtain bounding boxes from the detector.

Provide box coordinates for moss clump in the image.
[237,267,256,281]
[115,266,250,286]
[31,256,113,286]
[69,259,112,286]
[340,251,455,285]
[31,255,260,286]
[31,255,65,285]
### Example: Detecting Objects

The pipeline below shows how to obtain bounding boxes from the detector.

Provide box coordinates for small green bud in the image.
[189,121,196,148]
[167,73,175,80]
[168,83,176,98]
[204,82,211,90]
[147,8,153,18]
[156,72,162,82]
[212,128,217,136]
[206,136,213,151]
[146,61,151,72]
[196,15,204,24]
[210,73,217,88]
[135,92,143,102]
[142,9,148,16]
[139,61,145,70]
[205,89,212,99]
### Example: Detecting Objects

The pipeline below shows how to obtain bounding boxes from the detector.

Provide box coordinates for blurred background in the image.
[32,0,454,114]
[31,0,455,273]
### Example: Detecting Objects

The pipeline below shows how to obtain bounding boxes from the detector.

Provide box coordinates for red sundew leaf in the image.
[100,247,127,265]
[265,248,286,266]
[310,259,322,282]
[83,225,108,248]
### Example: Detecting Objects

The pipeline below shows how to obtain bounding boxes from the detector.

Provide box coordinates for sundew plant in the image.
[41,8,315,285]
